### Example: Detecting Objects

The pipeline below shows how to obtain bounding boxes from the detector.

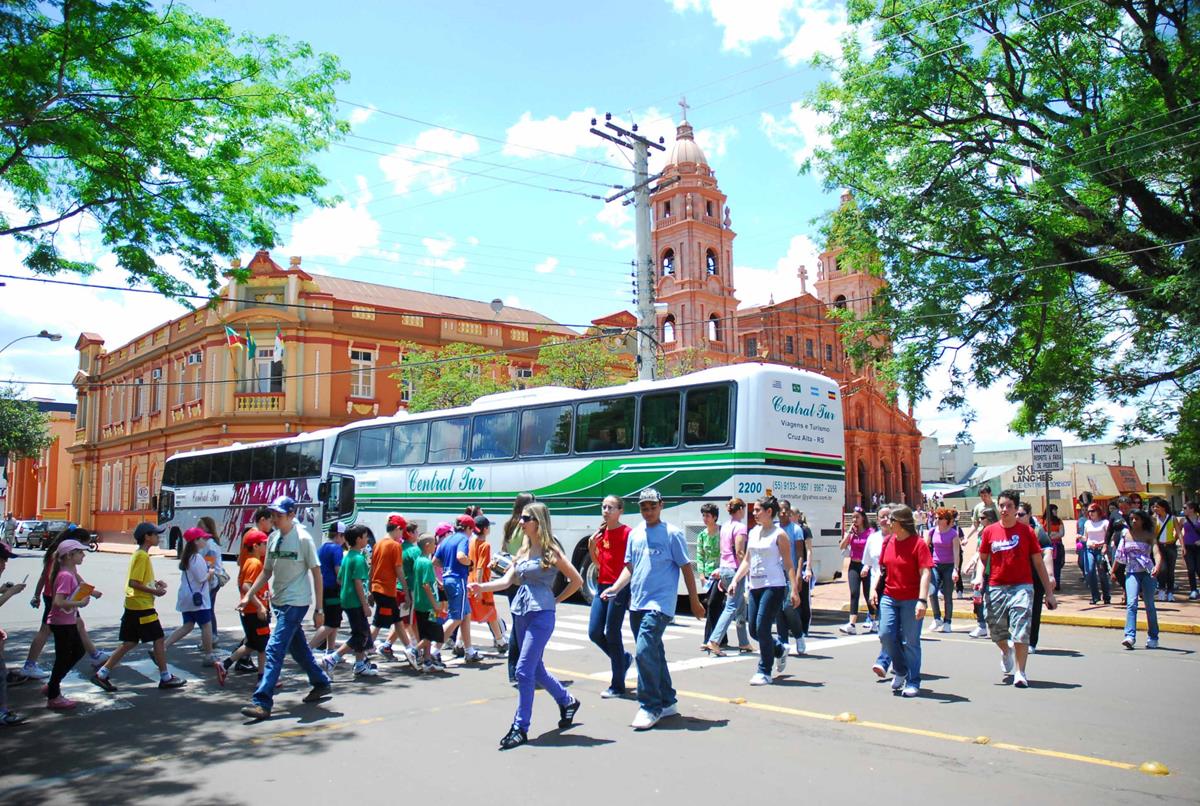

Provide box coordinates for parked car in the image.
[42,520,72,549]
[13,520,47,549]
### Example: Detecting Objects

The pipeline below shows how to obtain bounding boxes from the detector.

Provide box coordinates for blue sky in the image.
[0,0,1069,451]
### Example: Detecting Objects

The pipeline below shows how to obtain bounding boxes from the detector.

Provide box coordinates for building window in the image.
[705,249,718,276]
[350,349,375,398]
[514,366,533,389]
[175,360,186,406]
[708,314,721,342]
[187,352,203,401]
[662,315,676,343]
[705,200,714,217]
[662,200,671,218]
[401,314,424,327]
[77,395,87,430]
[834,294,847,309]
[254,347,284,394]
[510,329,529,343]
[457,321,483,336]
[825,344,833,361]
[133,378,145,417]
[100,465,111,512]
[112,462,124,512]
[745,337,758,358]
[351,305,376,320]
[150,368,161,412]
[661,249,675,276]
[806,338,814,358]
[785,336,794,354]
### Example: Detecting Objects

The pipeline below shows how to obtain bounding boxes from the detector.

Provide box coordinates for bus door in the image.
[323,474,356,525]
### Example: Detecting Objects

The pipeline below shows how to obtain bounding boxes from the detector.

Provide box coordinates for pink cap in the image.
[183,527,209,542]
[56,539,89,556]
[434,522,453,538]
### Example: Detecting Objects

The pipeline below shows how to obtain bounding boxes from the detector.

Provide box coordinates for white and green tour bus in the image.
[156,428,341,557]
[324,363,846,601]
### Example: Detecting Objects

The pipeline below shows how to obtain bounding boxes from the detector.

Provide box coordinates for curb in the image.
[816,605,1200,636]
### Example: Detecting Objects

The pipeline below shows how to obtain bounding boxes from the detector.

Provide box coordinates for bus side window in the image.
[390,422,429,465]
[471,411,517,460]
[684,385,731,446]
[230,449,252,482]
[251,446,275,481]
[519,405,572,456]
[297,441,323,477]
[209,453,231,485]
[429,417,469,463]
[639,392,680,450]
[357,426,391,468]
[333,431,359,467]
[576,397,635,453]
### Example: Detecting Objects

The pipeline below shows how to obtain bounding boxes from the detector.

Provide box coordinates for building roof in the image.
[307,273,578,336]
[666,120,708,167]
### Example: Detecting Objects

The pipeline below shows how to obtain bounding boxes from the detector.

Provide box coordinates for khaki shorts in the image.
[985,584,1033,644]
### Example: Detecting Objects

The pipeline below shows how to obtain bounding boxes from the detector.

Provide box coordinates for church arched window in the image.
[663,315,676,343]
[834,294,847,310]
[705,249,718,276]
[661,249,675,276]
[707,314,721,342]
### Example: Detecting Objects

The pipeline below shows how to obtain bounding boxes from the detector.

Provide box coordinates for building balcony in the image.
[170,401,203,423]
[235,392,285,413]
[100,422,128,440]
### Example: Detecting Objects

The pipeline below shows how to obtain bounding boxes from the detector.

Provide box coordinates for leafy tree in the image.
[810,0,1198,442]
[0,386,53,460]
[392,342,514,414]
[0,0,347,295]
[531,335,633,390]
[1165,390,1200,499]
[657,347,717,380]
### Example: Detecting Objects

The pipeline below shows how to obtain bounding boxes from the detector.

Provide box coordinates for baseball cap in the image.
[56,539,89,556]
[133,522,166,542]
[242,529,269,547]
[0,540,14,560]
[183,527,209,542]
[435,522,453,538]
[267,495,296,515]
[455,514,476,532]
[387,514,407,531]
[638,488,663,504]
[334,521,347,534]
[473,515,490,531]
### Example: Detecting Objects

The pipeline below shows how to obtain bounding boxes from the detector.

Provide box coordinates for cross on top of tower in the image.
[679,96,690,121]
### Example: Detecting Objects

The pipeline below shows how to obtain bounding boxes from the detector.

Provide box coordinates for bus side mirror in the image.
[317,481,330,503]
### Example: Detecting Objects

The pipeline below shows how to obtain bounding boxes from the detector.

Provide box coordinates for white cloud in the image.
[670,0,796,52]
[503,108,604,160]
[534,257,559,274]
[761,102,833,171]
[416,236,467,275]
[379,128,480,196]
[779,3,851,64]
[348,105,377,127]
[422,236,455,258]
[733,234,820,307]
[694,125,737,161]
[504,294,522,308]
[283,176,379,264]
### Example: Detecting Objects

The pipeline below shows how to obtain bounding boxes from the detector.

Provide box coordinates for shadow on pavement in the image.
[532,730,617,748]
[652,714,728,732]
[916,689,970,704]
[773,677,824,688]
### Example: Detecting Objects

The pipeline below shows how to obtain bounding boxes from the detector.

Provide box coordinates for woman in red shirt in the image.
[870,505,933,698]
[587,495,633,699]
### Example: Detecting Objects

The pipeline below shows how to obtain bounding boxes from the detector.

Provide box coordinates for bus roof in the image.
[164,426,340,463]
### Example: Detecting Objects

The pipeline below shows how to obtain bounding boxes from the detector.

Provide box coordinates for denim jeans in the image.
[748,586,786,676]
[877,596,922,687]
[707,571,749,647]
[634,610,674,713]
[929,563,954,623]
[1083,546,1111,602]
[513,610,570,731]
[588,586,631,691]
[252,604,331,711]
[1124,571,1160,642]
[504,587,520,682]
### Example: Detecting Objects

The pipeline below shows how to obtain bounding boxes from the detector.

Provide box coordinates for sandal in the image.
[704,642,726,657]
[738,645,755,654]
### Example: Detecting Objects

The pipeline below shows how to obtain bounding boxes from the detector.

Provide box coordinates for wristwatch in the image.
[917,598,928,606]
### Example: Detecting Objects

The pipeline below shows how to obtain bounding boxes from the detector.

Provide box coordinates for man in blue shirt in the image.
[309,523,346,655]
[778,501,813,654]
[434,515,480,662]
[600,488,704,731]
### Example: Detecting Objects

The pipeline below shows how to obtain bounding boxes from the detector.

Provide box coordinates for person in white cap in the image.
[600,488,705,731]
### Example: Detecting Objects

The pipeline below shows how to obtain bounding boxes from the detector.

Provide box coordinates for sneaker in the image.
[1121,637,1134,649]
[1146,638,1159,649]
[1189,590,1199,600]
[214,659,227,687]
[378,644,396,660]
[557,696,580,728]
[1155,590,1166,602]
[794,636,806,655]
[89,650,111,668]
[1166,592,1175,602]
[774,649,788,677]
[749,673,771,686]
[1013,671,1028,689]
[6,671,29,687]
[319,653,338,673]
[969,626,989,639]
[1001,648,1015,679]
[891,674,907,692]
[659,703,679,718]
[631,707,661,730]
[838,622,856,635]
[929,619,943,632]
[940,623,952,633]
[902,685,919,698]
[600,687,627,699]
[1028,645,1037,654]
[91,672,118,693]
[46,696,76,710]
[464,649,482,664]
[0,711,27,727]
[302,683,332,703]
[422,660,437,674]
[21,663,48,680]
[402,646,421,671]
[354,661,379,677]
[241,703,271,720]
[862,618,874,632]
[452,643,466,658]
[494,640,509,655]
[869,621,879,634]
[431,655,446,671]
[201,653,216,665]
[234,657,257,674]
[158,675,187,689]
[871,662,887,678]
[499,724,528,750]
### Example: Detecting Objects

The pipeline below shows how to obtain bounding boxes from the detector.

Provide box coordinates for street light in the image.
[0,330,63,356]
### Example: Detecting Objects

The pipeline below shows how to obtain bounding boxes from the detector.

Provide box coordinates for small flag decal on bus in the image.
[810,386,819,396]
[792,383,804,393]
[772,380,782,389]
[828,390,837,400]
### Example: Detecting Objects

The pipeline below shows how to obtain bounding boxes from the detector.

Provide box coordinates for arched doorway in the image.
[880,460,893,502]
[901,462,912,505]
[858,459,870,507]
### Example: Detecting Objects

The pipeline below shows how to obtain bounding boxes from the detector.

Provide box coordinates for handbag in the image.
[490,552,514,577]
[184,566,204,608]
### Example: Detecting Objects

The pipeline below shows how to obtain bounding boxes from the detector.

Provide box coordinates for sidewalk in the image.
[95,541,173,557]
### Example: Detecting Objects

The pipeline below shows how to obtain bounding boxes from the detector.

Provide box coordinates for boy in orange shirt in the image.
[223,530,271,681]
[369,515,413,659]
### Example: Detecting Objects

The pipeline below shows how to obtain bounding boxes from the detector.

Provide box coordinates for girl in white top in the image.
[1081,503,1112,605]
[729,495,798,686]
[164,527,219,666]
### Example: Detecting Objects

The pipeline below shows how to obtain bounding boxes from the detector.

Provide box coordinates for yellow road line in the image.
[547,666,1147,774]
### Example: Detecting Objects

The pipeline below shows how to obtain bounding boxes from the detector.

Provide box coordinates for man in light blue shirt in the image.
[601,488,704,732]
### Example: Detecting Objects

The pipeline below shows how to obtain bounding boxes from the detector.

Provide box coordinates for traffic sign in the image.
[1031,439,1063,473]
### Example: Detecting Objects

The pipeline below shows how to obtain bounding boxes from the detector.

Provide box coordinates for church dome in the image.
[667,120,708,167]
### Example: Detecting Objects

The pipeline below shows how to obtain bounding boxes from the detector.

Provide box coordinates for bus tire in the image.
[576,552,598,606]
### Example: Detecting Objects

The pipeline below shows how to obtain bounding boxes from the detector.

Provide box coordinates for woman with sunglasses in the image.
[1115,509,1162,649]
[1017,502,1054,652]
[838,507,874,635]
[924,507,960,633]
[1081,502,1112,605]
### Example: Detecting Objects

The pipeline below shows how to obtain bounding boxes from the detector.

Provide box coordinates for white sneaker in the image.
[1189,590,1199,600]
[871,662,887,678]
[794,636,806,655]
[929,619,943,632]
[1028,645,1037,654]
[1121,637,1134,649]
[891,674,907,691]
[1146,638,1159,649]
[354,661,379,677]
[940,623,952,633]
[902,685,919,698]
[403,646,420,671]
[631,708,660,730]
[21,663,48,680]
[1001,648,1015,679]
[90,649,111,664]
[319,653,338,673]
[969,625,989,639]
[869,621,879,633]
[838,622,857,635]
[749,673,771,686]
[862,618,874,632]
[1155,590,1166,602]
[660,703,679,718]
[774,650,788,677]
[1013,670,1028,689]
[1166,592,1175,602]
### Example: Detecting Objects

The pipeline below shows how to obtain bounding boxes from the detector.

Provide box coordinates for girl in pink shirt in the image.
[46,540,100,710]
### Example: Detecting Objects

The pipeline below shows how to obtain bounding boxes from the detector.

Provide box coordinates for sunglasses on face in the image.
[520,514,534,523]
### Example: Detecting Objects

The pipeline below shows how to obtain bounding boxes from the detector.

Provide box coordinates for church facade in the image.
[650,116,922,510]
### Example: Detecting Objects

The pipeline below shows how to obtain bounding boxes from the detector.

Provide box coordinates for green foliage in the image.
[657,347,717,379]
[1165,390,1200,498]
[531,335,632,390]
[392,342,514,414]
[810,0,1198,441]
[0,0,348,294]
[0,386,53,460]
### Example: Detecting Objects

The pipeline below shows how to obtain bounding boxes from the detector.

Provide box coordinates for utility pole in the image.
[589,113,669,380]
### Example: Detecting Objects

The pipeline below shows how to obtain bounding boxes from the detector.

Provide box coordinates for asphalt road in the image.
[2,552,1196,805]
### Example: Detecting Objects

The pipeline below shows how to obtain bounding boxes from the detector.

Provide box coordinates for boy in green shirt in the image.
[319,526,377,677]
[412,536,447,672]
